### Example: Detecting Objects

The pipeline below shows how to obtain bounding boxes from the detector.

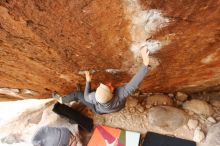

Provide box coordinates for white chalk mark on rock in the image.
[0,87,39,98]
[123,0,169,57]
[0,88,20,96]
[201,52,218,64]
[78,70,96,75]
[105,69,122,74]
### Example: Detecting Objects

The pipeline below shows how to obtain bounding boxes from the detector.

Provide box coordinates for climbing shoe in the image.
[52,91,63,104]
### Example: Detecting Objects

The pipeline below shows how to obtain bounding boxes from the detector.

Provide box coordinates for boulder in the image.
[183,99,214,116]
[203,122,220,146]
[146,94,174,106]
[148,106,188,131]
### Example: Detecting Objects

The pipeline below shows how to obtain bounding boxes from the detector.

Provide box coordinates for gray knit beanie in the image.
[32,126,71,146]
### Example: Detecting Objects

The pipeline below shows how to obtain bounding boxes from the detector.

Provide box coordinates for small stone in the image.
[183,99,214,116]
[129,107,136,113]
[188,111,194,116]
[199,119,206,124]
[200,115,207,120]
[196,127,201,130]
[145,105,152,109]
[140,92,148,96]
[136,106,144,113]
[176,100,183,106]
[132,90,141,97]
[199,115,207,124]
[176,92,188,102]
[187,119,198,130]
[207,117,216,123]
[168,93,174,97]
[126,97,138,107]
[193,128,205,142]
[163,102,167,105]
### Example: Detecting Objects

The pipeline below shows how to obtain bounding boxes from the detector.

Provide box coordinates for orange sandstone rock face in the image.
[0,0,132,100]
[139,0,220,92]
[0,0,220,100]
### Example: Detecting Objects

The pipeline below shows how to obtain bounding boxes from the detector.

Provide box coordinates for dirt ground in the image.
[74,91,220,145]
[0,91,219,145]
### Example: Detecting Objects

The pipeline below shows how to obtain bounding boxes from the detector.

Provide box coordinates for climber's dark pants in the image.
[62,91,96,112]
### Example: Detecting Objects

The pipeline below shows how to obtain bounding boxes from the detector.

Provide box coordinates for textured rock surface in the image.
[0,0,220,100]
[193,128,205,142]
[183,99,214,116]
[148,106,188,131]
[140,0,220,93]
[0,0,133,100]
[203,122,220,146]
[176,92,188,102]
[187,119,198,130]
[207,117,216,123]
[145,94,174,106]
[126,96,139,107]
[1,96,219,145]
[0,99,82,145]
[210,100,220,108]
[94,97,194,141]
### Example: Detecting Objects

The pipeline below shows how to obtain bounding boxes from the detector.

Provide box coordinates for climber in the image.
[52,45,150,114]
[32,126,80,146]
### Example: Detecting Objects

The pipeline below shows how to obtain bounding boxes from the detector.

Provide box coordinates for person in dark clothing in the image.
[53,46,150,114]
[32,126,118,146]
[32,126,80,146]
